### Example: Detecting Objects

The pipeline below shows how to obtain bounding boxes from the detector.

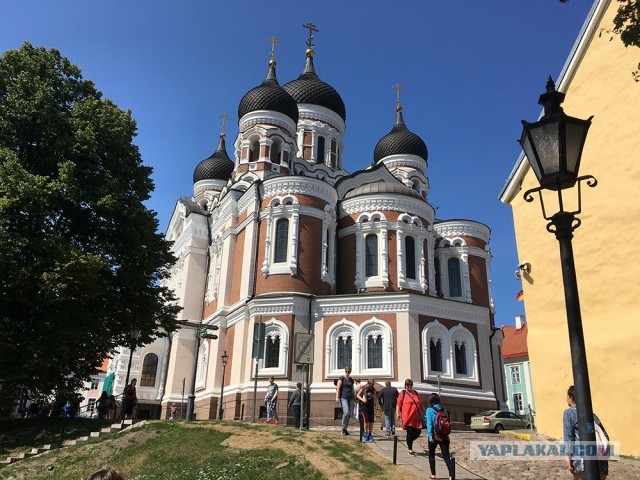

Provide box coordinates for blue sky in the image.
[2,0,595,327]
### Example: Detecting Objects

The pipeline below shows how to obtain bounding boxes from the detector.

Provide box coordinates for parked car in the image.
[470,410,532,432]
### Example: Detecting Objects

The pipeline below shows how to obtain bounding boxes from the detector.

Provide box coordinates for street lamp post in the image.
[520,77,598,480]
[186,322,219,422]
[218,350,229,420]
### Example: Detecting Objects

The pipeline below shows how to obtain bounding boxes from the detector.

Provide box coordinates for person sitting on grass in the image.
[86,466,125,480]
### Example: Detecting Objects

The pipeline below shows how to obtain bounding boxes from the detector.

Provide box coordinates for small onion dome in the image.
[283,54,346,122]
[237,62,299,124]
[344,180,422,200]
[193,134,234,183]
[373,108,428,163]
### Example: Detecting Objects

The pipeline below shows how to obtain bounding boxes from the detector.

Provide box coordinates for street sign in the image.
[293,333,314,364]
[251,322,265,359]
[199,325,219,340]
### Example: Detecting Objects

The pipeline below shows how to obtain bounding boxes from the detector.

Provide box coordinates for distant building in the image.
[500,0,640,455]
[501,316,535,421]
[77,359,109,417]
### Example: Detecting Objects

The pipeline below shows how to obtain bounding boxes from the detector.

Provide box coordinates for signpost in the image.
[294,333,314,430]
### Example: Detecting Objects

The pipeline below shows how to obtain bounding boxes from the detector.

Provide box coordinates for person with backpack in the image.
[396,379,424,455]
[563,385,609,480]
[426,393,454,480]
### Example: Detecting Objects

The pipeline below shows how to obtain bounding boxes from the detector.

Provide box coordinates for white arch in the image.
[358,317,394,377]
[422,319,451,379]
[326,318,357,377]
[258,318,289,377]
[449,324,478,381]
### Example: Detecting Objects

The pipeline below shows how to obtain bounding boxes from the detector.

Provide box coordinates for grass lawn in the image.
[0,421,413,480]
[0,418,115,457]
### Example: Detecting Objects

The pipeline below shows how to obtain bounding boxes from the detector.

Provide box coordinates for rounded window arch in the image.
[449,324,478,381]
[258,318,289,377]
[140,353,159,387]
[270,137,282,163]
[326,319,357,377]
[249,136,260,162]
[359,317,394,376]
[422,320,451,378]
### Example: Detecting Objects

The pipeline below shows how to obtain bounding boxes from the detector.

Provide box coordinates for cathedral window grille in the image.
[317,136,326,164]
[448,257,462,297]
[405,236,416,280]
[366,334,383,369]
[455,341,467,375]
[140,353,158,387]
[337,335,352,370]
[265,333,281,368]
[430,338,443,372]
[274,218,289,263]
[365,234,378,278]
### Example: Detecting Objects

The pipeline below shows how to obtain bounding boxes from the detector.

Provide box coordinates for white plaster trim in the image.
[341,194,434,223]
[379,153,427,173]
[297,104,346,134]
[261,176,337,205]
[433,220,490,243]
[239,110,296,137]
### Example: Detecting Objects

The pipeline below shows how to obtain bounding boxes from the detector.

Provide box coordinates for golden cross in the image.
[219,113,230,134]
[303,22,319,49]
[392,84,404,109]
[267,36,280,62]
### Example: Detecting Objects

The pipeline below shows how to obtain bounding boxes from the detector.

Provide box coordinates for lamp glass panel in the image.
[565,120,588,176]
[521,131,544,183]
[530,122,560,176]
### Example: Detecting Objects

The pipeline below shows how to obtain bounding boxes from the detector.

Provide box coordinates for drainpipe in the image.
[489,327,502,409]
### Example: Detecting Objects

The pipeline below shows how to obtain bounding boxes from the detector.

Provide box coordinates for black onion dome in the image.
[283,55,346,122]
[193,134,234,183]
[237,64,299,123]
[373,109,428,163]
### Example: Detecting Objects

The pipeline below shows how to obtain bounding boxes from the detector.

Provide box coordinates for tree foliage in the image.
[0,43,180,413]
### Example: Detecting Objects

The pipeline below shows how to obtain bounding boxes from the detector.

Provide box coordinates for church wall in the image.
[469,255,490,308]
[230,229,246,304]
[162,327,197,405]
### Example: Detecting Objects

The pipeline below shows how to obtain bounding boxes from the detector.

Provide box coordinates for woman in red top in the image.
[396,378,424,455]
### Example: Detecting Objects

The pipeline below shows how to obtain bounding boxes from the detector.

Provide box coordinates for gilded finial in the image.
[218,113,230,138]
[267,36,280,67]
[392,84,404,112]
[303,22,319,57]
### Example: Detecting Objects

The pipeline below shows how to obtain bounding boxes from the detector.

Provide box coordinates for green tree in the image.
[0,43,180,414]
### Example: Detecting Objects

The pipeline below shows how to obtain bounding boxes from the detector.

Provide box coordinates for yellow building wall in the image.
[509,1,640,456]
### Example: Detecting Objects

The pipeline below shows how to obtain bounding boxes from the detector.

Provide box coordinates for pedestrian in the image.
[169,403,177,420]
[396,378,424,455]
[335,366,355,436]
[86,465,125,480]
[563,385,609,480]
[121,379,137,420]
[426,393,454,479]
[288,382,304,428]
[107,395,117,420]
[379,380,399,436]
[263,376,279,425]
[356,379,377,441]
[97,392,109,419]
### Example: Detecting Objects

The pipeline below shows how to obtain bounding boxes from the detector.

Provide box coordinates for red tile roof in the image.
[501,323,529,359]
[98,358,110,373]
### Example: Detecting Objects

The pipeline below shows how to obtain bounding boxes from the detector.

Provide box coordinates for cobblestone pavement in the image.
[444,431,640,480]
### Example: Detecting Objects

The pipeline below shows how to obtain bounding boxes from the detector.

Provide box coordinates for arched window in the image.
[317,136,326,164]
[366,333,383,369]
[429,338,443,372]
[249,139,260,162]
[365,234,378,278]
[270,138,281,163]
[140,353,158,387]
[448,257,462,297]
[455,341,467,375]
[337,335,352,369]
[405,236,416,280]
[265,331,281,368]
[273,218,289,263]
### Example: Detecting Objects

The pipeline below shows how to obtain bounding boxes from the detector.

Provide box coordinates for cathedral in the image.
[107,30,506,425]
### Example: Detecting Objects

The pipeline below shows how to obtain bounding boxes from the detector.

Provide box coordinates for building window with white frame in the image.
[448,257,462,297]
[454,341,467,375]
[513,393,523,413]
[405,236,416,280]
[511,365,521,384]
[88,399,96,415]
[429,337,443,372]
[273,218,289,263]
[365,234,378,278]
[337,335,352,369]
[366,333,383,369]
[140,353,159,387]
[261,197,300,277]
[264,331,281,368]
[90,378,99,390]
[317,136,326,164]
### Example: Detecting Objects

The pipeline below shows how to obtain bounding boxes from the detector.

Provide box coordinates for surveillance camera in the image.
[514,269,522,280]
[518,261,531,274]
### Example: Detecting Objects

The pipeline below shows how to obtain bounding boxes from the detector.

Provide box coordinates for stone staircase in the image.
[0,419,134,468]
